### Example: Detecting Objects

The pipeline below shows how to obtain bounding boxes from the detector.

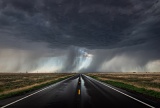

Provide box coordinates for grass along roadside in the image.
[0,74,74,100]
[88,74,160,102]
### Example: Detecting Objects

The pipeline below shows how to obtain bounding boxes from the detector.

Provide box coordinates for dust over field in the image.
[0,73,75,99]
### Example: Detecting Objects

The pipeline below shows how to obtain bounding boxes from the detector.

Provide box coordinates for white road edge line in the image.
[83,74,155,108]
[1,75,74,108]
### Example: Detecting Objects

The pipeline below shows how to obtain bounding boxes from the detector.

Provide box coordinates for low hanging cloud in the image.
[0,38,65,72]
[0,0,160,72]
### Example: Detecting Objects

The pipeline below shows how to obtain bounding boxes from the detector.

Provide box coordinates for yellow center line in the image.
[78,89,80,95]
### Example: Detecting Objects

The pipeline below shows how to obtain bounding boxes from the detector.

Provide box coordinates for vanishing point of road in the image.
[0,74,159,108]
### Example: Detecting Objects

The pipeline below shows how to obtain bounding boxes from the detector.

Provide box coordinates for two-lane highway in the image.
[0,74,159,108]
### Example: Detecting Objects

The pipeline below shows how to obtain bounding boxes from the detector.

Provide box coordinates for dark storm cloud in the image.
[0,0,160,72]
[1,0,37,14]
[0,0,152,48]
[88,16,160,72]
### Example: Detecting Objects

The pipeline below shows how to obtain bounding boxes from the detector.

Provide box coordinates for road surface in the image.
[0,74,159,108]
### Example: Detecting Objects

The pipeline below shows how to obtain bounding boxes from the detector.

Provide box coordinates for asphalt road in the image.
[0,74,159,108]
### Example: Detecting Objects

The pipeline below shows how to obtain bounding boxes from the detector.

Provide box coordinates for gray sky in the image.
[0,0,160,72]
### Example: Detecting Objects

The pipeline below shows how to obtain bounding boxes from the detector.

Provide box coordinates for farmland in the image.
[0,73,75,99]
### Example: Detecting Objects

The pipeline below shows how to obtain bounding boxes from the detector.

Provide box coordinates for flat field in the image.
[86,72,160,100]
[0,73,75,99]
